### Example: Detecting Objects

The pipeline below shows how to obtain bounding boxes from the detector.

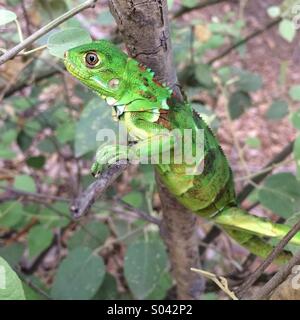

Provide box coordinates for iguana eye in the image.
[85,52,99,67]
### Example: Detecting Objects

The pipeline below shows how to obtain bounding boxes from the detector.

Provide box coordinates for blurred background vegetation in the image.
[0,0,300,300]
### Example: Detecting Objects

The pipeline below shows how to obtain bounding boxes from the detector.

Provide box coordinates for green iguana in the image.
[64,40,300,264]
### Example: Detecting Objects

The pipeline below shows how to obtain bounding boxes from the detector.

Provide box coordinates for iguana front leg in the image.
[91,111,174,176]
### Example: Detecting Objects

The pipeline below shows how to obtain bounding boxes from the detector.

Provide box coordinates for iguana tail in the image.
[212,206,300,264]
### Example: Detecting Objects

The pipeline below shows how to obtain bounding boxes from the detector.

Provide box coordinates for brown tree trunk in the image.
[108,0,205,299]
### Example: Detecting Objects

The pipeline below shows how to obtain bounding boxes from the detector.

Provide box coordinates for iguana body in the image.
[64,40,300,264]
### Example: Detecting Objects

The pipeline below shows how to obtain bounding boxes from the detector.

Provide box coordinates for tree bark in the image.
[108,0,204,299]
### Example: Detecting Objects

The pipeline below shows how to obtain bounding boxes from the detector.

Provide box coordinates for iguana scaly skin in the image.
[64,40,300,264]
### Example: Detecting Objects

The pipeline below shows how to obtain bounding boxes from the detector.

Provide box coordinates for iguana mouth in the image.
[64,60,86,80]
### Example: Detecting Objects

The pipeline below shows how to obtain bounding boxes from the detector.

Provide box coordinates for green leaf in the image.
[67,221,109,250]
[16,130,33,152]
[0,202,24,229]
[181,0,198,8]
[0,9,17,26]
[56,122,75,143]
[195,64,215,89]
[13,175,36,193]
[0,243,24,267]
[47,28,92,58]
[258,173,300,218]
[291,110,300,130]
[51,247,105,300]
[92,273,119,300]
[233,69,262,92]
[294,136,300,180]
[0,257,25,300]
[245,137,261,149]
[122,191,144,209]
[26,156,46,169]
[28,226,53,258]
[75,98,119,157]
[146,272,172,300]
[279,19,296,42]
[267,6,281,18]
[266,100,289,120]
[228,91,252,119]
[37,138,56,153]
[289,85,300,101]
[124,240,168,299]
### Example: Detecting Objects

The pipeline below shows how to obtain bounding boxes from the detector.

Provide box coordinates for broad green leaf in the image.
[266,100,289,120]
[233,69,262,92]
[267,6,281,18]
[294,136,300,180]
[291,110,300,129]
[0,149,16,159]
[0,257,25,300]
[146,272,172,300]
[26,156,46,169]
[258,173,300,218]
[51,247,105,300]
[2,129,17,145]
[245,137,261,149]
[0,202,24,229]
[0,9,17,26]
[289,85,300,101]
[92,273,119,300]
[28,226,53,258]
[56,122,75,143]
[228,91,252,119]
[67,221,109,250]
[124,240,168,299]
[37,138,56,153]
[122,191,144,209]
[195,64,215,89]
[13,175,36,193]
[16,130,33,151]
[279,19,296,42]
[47,28,92,58]
[181,0,198,8]
[0,244,24,267]
[75,98,119,157]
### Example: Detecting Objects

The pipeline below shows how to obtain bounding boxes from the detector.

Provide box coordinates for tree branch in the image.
[0,0,98,65]
[70,160,129,219]
[108,0,204,299]
[236,218,300,299]
[250,249,300,300]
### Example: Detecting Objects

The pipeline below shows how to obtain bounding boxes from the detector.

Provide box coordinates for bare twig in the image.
[208,18,281,65]
[0,0,98,65]
[250,250,300,300]
[173,0,228,19]
[236,218,300,299]
[237,139,294,203]
[70,160,129,219]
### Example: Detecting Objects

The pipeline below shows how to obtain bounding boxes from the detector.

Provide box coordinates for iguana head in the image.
[64,40,172,112]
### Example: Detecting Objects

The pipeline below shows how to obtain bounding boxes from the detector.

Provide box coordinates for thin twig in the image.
[0,0,98,65]
[70,160,129,219]
[250,250,300,300]
[173,0,228,19]
[208,18,281,65]
[237,139,294,203]
[236,218,300,299]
